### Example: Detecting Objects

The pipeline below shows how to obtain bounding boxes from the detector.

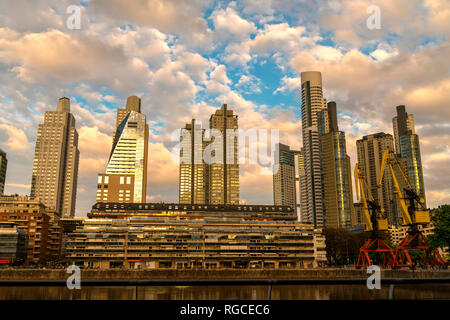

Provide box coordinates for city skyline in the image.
[0,1,449,216]
[0,92,437,219]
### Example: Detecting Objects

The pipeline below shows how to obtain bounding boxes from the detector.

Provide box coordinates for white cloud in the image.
[211,5,257,41]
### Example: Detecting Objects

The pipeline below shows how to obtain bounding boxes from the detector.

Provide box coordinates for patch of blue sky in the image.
[241,58,297,110]
[120,24,135,31]
[316,33,336,48]
[150,127,163,136]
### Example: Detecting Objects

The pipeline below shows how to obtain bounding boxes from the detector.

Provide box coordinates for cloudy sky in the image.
[0,0,449,216]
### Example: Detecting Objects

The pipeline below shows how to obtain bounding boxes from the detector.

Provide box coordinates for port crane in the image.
[354,163,395,268]
[378,147,446,268]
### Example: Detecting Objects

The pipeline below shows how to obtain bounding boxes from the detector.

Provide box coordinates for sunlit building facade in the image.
[393,105,426,206]
[30,97,79,217]
[179,119,208,204]
[273,143,297,210]
[300,71,327,228]
[0,195,62,264]
[208,104,239,205]
[66,202,326,269]
[318,102,354,229]
[97,96,148,203]
[356,133,398,225]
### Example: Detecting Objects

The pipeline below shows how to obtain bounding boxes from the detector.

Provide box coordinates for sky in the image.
[0,0,449,217]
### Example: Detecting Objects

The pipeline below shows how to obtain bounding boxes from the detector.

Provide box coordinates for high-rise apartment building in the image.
[96,96,148,203]
[208,104,239,205]
[179,119,208,204]
[393,105,426,205]
[273,143,297,209]
[30,97,79,217]
[300,71,327,228]
[393,105,415,154]
[0,149,7,194]
[318,101,354,228]
[293,149,304,221]
[356,133,398,225]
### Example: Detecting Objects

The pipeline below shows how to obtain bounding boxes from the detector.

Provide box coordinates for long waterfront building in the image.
[66,202,326,269]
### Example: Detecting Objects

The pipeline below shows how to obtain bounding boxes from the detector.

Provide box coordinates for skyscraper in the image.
[0,149,7,195]
[392,105,415,154]
[30,97,80,217]
[318,101,354,229]
[300,71,327,228]
[273,143,297,209]
[392,105,426,205]
[293,149,304,221]
[179,119,208,204]
[356,133,398,225]
[208,104,239,205]
[96,96,148,203]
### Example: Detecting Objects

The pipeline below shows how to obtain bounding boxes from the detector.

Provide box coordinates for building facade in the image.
[300,71,327,228]
[393,106,415,154]
[66,202,325,269]
[0,195,62,264]
[0,149,7,195]
[318,102,354,229]
[208,104,239,205]
[97,96,149,203]
[179,119,208,204]
[273,143,297,210]
[393,105,426,205]
[356,133,398,225]
[0,221,27,265]
[30,97,79,217]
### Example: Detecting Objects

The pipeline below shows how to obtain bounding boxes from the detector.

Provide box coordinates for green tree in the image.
[427,205,450,250]
[324,228,369,265]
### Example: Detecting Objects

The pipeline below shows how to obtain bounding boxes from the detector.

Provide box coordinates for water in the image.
[0,284,449,300]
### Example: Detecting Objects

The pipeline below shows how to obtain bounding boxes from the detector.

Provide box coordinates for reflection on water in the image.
[0,284,449,300]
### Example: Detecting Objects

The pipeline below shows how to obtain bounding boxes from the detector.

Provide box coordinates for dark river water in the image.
[0,284,449,300]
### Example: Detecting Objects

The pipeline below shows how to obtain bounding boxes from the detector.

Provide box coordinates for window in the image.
[104,176,109,184]
[98,176,102,184]
[120,176,125,184]
[126,176,131,184]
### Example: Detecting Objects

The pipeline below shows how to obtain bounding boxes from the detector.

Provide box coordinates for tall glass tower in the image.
[318,102,354,228]
[300,71,326,228]
[96,96,148,203]
[179,119,208,204]
[393,105,426,205]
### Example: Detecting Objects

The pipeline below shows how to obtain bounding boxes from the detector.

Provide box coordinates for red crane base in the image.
[393,231,447,268]
[355,238,395,268]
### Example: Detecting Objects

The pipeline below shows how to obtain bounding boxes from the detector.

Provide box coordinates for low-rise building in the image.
[0,195,63,264]
[67,203,321,269]
[0,221,27,265]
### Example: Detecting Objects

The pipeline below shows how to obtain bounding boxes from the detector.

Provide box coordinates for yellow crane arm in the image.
[378,147,390,188]
[355,163,373,231]
[378,148,413,225]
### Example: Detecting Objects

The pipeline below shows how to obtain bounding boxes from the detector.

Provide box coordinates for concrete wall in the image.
[0,268,449,280]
